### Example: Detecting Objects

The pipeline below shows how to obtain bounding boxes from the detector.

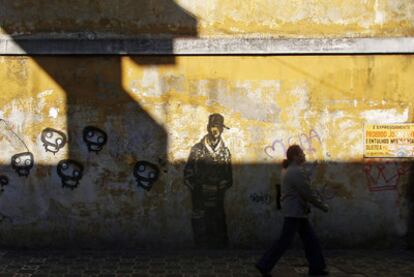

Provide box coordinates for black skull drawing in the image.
[41,128,67,154]
[83,126,107,153]
[11,152,34,177]
[0,175,8,192]
[133,161,160,191]
[57,159,84,189]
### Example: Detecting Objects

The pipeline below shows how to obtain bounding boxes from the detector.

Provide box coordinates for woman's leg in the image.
[297,218,326,273]
[256,217,300,273]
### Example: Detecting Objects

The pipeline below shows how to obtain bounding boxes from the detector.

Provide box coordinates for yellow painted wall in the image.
[1,0,414,37]
[0,55,412,247]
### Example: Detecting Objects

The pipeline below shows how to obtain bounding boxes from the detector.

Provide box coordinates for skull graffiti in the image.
[0,175,8,192]
[57,159,84,189]
[41,128,67,154]
[11,152,34,177]
[133,161,160,191]
[83,126,107,153]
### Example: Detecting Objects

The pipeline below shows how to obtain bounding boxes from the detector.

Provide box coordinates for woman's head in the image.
[282,144,306,168]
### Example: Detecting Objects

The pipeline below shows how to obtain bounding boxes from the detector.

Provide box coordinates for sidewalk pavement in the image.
[0,249,412,277]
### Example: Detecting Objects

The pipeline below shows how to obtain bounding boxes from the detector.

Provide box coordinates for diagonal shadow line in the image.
[0,3,413,248]
[0,56,413,248]
[0,57,413,248]
[274,57,350,95]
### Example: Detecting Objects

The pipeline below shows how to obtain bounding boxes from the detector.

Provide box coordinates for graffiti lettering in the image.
[250,192,272,205]
[265,129,322,159]
[264,139,285,159]
[363,161,410,192]
[0,175,9,193]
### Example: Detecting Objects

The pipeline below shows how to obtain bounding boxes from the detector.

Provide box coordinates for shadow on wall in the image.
[0,105,413,249]
[1,2,414,249]
[1,0,198,64]
[0,1,200,248]
[1,0,197,35]
[0,0,199,171]
[407,163,414,249]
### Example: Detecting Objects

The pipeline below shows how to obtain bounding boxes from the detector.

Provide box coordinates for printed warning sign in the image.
[364,124,414,158]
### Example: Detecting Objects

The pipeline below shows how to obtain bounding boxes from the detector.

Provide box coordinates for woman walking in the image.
[255,145,329,276]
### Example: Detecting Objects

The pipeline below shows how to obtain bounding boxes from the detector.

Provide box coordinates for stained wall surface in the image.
[1,0,414,37]
[0,55,413,248]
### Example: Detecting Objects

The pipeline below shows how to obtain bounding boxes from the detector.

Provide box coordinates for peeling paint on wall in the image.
[0,55,412,248]
[1,1,414,37]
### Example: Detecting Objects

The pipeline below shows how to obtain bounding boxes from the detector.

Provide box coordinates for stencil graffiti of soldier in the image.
[184,113,233,248]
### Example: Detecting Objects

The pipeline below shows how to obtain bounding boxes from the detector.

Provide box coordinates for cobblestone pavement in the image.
[0,249,412,277]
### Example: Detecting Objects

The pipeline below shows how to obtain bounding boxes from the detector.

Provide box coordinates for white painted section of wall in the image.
[1,35,414,54]
[360,108,409,124]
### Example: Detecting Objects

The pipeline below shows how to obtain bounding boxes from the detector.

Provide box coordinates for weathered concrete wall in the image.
[0,55,412,248]
[1,0,414,37]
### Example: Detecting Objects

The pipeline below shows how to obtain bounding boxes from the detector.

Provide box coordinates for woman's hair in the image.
[282,144,303,169]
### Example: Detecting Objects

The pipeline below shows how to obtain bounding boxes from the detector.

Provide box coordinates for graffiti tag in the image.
[265,129,322,159]
[314,183,336,201]
[0,175,9,193]
[250,192,272,205]
[363,161,410,192]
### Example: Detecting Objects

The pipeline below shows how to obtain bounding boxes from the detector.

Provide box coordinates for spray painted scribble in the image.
[133,161,160,191]
[41,128,67,154]
[0,175,9,193]
[184,113,233,248]
[264,129,322,159]
[1,119,34,177]
[363,161,410,192]
[250,192,272,205]
[83,126,107,153]
[57,159,84,189]
[315,183,337,201]
[11,152,34,177]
